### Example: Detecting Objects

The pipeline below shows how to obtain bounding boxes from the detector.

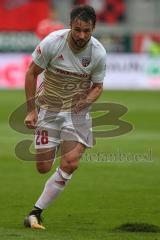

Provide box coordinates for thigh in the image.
[36,147,57,173]
[61,141,86,157]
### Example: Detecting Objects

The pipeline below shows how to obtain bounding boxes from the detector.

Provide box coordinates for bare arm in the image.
[24,61,44,128]
[25,61,44,112]
[74,83,103,113]
[86,83,103,103]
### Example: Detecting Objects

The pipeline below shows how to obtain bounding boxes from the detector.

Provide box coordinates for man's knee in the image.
[61,155,79,174]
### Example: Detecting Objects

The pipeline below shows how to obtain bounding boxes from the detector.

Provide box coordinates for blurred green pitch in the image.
[0,90,160,240]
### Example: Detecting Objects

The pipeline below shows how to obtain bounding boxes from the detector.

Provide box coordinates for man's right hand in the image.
[24,110,38,129]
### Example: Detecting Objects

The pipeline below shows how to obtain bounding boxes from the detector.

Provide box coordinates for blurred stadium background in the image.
[0,1,160,240]
[0,0,160,89]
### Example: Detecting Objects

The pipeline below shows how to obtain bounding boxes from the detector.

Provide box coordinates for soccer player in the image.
[24,5,106,229]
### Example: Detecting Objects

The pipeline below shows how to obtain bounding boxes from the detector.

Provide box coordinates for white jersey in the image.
[32,29,106,111]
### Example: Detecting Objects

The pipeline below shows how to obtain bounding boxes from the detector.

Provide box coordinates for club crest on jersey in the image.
[82,57,90,67]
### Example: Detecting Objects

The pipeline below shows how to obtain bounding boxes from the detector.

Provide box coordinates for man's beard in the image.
[71,34,90,49]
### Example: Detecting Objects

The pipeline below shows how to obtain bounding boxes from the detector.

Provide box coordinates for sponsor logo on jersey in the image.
[82,56,90,67]
[55,67,90,79]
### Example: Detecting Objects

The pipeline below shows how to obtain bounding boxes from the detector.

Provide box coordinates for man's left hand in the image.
[73,99,92,113]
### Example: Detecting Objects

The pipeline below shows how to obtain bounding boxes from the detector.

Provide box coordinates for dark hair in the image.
[70,5,96,27]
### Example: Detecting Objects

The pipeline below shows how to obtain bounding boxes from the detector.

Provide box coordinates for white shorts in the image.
[35,108,93,149]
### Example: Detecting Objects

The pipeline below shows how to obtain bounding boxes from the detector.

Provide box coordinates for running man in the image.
[24,5,106,229]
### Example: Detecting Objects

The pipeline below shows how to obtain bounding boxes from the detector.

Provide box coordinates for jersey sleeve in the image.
[32,35,56,69]
[91,50,107,84]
